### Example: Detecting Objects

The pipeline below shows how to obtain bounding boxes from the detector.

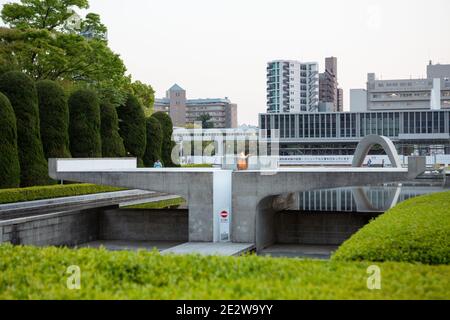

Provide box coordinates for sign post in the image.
[219,210,230,242]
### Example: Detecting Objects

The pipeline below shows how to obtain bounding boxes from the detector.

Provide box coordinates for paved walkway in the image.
[161,242,255,256]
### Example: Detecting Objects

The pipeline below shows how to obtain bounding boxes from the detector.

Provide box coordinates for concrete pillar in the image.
[407,156,426,179]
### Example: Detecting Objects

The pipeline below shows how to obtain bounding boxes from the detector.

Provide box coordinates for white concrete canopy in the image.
[352,135,402,168]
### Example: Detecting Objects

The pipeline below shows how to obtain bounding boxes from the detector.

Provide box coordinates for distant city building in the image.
[337,88,344,112]
[266,60,319,113]
[350,89,368,112]
[318,57,344,112]
[319,57,338,111]
[154,84,238,128]
[259,109,450,157]
[357,61,450,112]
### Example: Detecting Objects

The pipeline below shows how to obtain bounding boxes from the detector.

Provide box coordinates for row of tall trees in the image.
[0,71,175,188]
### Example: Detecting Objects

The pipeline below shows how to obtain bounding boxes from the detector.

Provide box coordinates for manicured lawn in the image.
[333,191,450,265]
[124,197,185,209]
[181,164,214,168]
[0,184,124,204]
[0,244,448,300]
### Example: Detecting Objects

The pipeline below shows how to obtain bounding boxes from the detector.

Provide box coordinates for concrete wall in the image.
[0,208,189,246]
[99,208,188,241]
[275,211,379,245]
[0,208,101,247]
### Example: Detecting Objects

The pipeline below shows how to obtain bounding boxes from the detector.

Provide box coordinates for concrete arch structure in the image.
[48,136,426,251]
[352,135,402,168]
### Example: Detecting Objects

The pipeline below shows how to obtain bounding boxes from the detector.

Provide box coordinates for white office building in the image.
[267,60,319,113]
[351,62,450,112]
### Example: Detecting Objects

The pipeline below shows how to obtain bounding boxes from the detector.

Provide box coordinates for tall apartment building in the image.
[154,84,238,128]
[360,62,450,111]
[319,57,343,112]
[266,60,319,113]
[337,88,344,112]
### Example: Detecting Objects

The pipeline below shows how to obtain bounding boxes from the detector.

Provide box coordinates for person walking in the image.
[153,160,163,168]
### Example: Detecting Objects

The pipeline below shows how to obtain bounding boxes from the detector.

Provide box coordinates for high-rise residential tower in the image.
[266,60,319,113]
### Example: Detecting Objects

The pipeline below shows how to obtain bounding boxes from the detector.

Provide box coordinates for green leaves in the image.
[332,191,450,265]
[117,94,147,166]
[0,244,449,299]
[36,80,71,159]
[0,27,127,85]
[1,0,90,31]
[0,184,123,204]
[68,88,102,157]
[0,71,48,187]
[0,92,20,188]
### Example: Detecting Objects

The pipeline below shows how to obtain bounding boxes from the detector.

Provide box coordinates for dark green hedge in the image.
[100,102,126,157]
[143,116,163,167]
[151,111,176,167]
[0,71,48,187]
[332,191,450,265]
[0,92,20,188]
[36,80,71,159]
[68,89,102,157]
[117,94,146,166]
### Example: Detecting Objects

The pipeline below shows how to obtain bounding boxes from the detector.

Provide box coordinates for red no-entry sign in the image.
[220,211,228,218]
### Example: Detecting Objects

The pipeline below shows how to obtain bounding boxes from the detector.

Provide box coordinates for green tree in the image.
[152,111,176,167]
[100,102,126,157]
[0,28,126,83]
[68,88,101,157]
[117,94,146,166]
[0,71,48,186]
[143,117,163,167]
[128,80,155,115]
[1,0,89,31]
[36,80,71,159]
[0,92,20,188]
[196,113,214,128]
[79,13,107,40]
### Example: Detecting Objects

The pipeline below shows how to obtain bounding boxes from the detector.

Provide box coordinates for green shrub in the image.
[117,94,146,166]
[181,164,214,168]
[152,111,176,167]
[332,191,450,265]
[0,92,20,188]
[36,80,71,159]
[100,102,126,157]
[0,71,48,187]
[143,116,163,167]
[68,89,102,157]
[124,197,185,209]
[0,184,123,204]
[0,244,448,299]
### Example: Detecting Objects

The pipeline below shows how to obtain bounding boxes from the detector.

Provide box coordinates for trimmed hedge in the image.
[0,92,20,188]
[143,116,163,167]
[0,71,48,187]
[117,94,146,166]
[69,89,102,158]
[181,164,214,168]
[152,111,176,167]
[0,244,448,299]
[0,184,123,204]
[100,102,126,157]
[124,197,185,209]
[332,191,450,265]
[36,80,71,159]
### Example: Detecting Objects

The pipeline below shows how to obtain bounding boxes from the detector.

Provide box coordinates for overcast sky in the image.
[1,0,450,125]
